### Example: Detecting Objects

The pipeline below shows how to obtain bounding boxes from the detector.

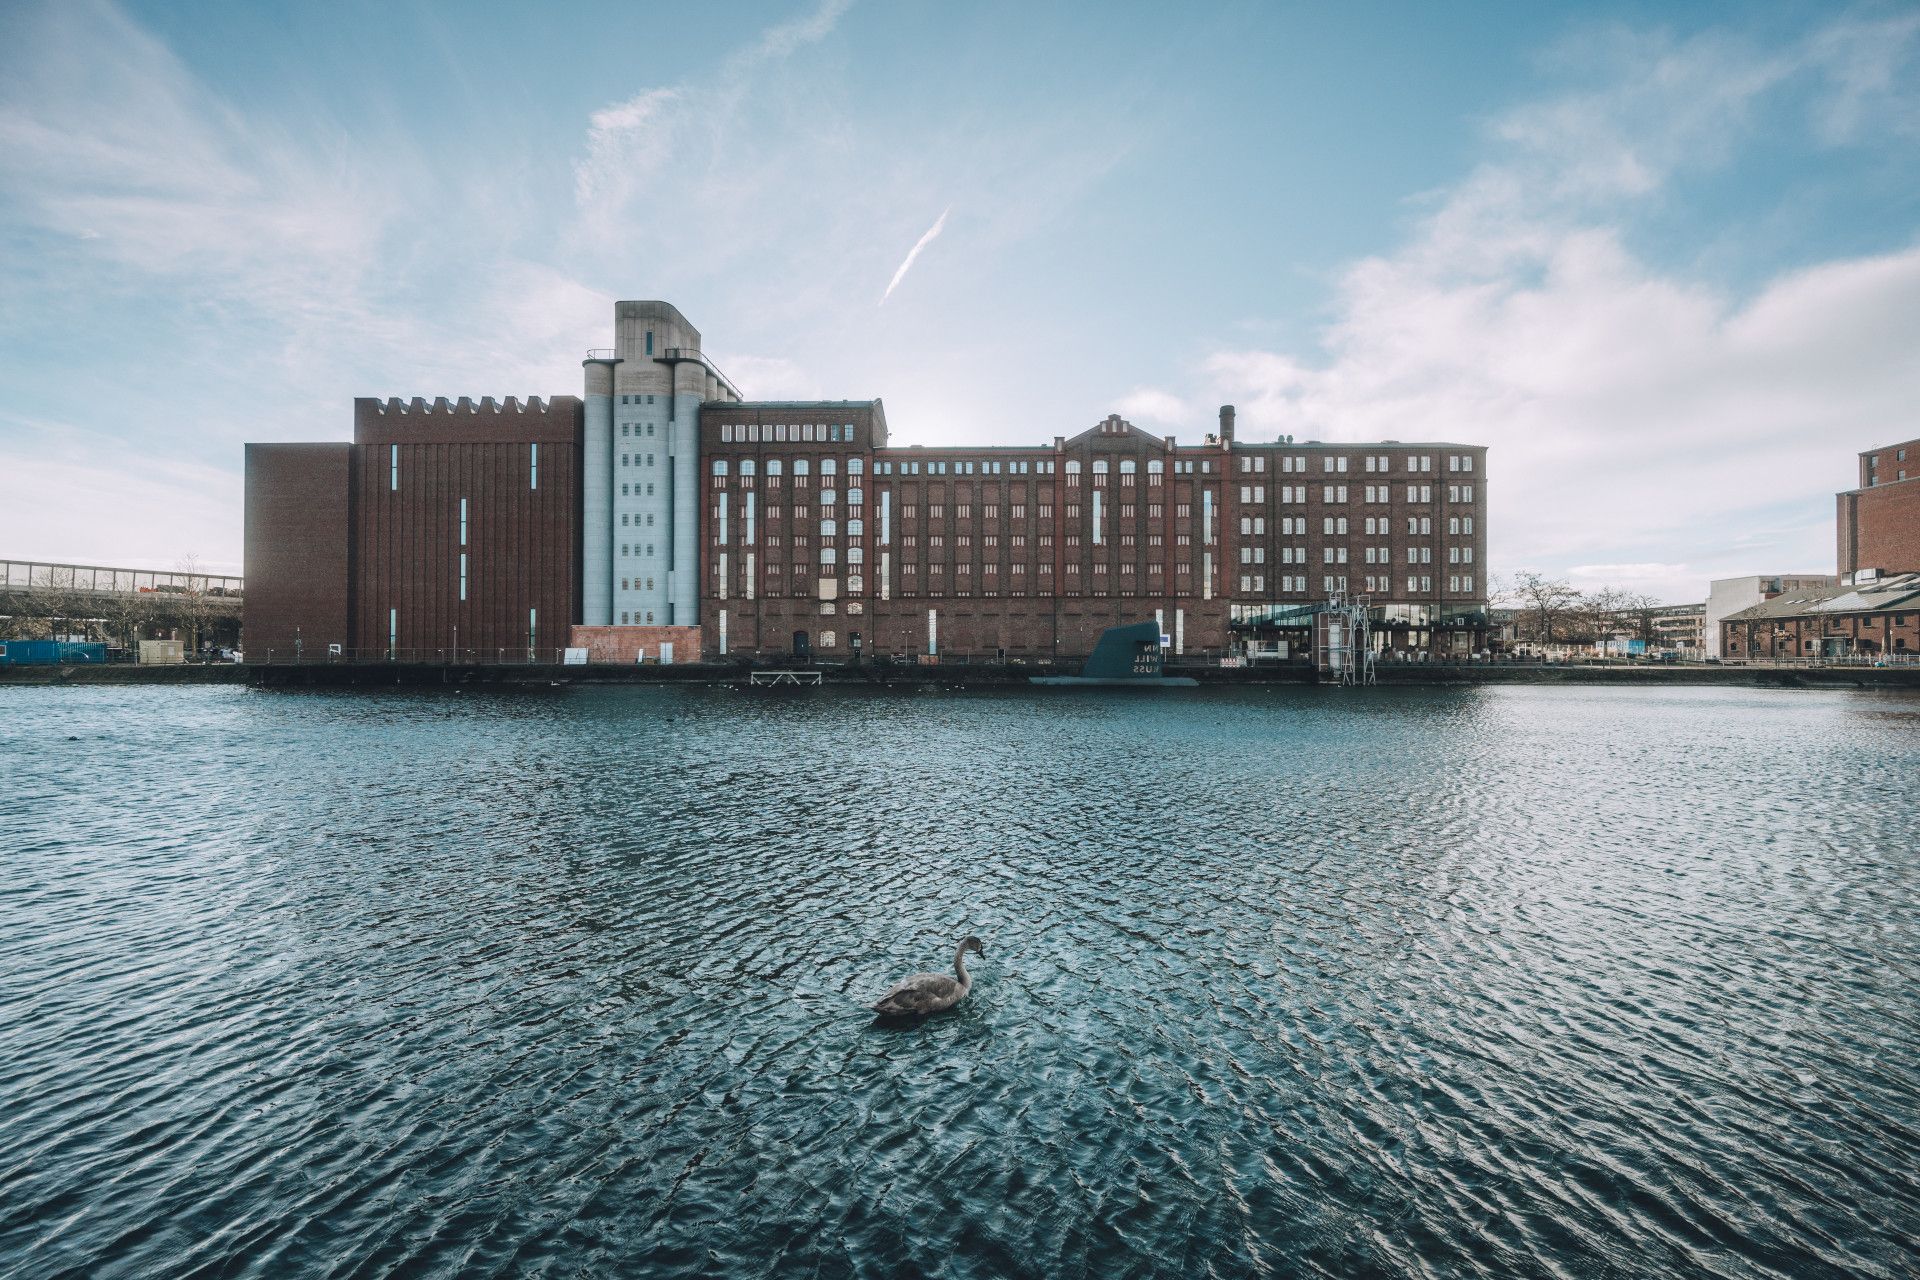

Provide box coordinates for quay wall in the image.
[5,663,1919,691]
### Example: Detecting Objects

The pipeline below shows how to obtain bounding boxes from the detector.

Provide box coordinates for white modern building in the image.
[1703,574,1837,658]
[581,302,740,627]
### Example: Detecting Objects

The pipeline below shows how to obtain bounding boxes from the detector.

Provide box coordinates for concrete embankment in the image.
[0,664,249,686]
[5,661,1917,691]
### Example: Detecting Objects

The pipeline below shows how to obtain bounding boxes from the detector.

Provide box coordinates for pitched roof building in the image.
[1719,572,1920,661]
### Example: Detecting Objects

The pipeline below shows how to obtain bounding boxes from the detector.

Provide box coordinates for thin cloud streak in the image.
[880,207,949,305]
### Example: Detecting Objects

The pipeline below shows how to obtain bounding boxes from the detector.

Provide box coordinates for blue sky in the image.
[2,0,1917,598]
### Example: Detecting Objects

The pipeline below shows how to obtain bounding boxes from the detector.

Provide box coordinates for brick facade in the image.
[243,397,583,660]
[568,625,702,663]
[696,405,1489,661]
[243,443,352,658]
[1838,437,1920,576]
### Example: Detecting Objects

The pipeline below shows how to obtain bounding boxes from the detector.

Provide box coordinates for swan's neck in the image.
[952,945,971,989]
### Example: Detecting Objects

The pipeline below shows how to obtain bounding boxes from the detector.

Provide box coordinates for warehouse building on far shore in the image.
[245,300,1492,663]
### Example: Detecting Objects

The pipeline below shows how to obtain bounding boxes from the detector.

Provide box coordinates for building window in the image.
[459,552,468,601]
[530,443,539,490]
[390,445,399,491]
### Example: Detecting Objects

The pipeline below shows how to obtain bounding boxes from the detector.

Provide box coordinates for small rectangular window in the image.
[459,553,468,601]
[390,445,399,491]
[530,442,539,490]
[459,497,468,546]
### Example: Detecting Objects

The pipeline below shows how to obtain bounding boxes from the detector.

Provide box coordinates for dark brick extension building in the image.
[244,396,581,660]
[1838,437,1920,579]
[246,299,1491,663]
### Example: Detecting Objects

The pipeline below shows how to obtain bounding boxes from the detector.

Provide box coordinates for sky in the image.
[1,0,1917,599]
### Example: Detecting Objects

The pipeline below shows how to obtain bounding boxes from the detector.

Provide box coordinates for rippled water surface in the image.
[3,683,1919,1278]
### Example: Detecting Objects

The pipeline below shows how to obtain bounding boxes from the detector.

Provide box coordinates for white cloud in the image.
[1112,388,1191,426]
[880,207,949,304]
[719,355,822,400]
[574,88,681,206]
[1184,19,1920,602]
[0,416,242,574]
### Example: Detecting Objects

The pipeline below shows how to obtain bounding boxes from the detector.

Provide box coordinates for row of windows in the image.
[712,567,1476,600]
[713,457,866,476]
[1233,544,1473,566]
[874,460,1052,475]
[716,422,857,443]
[1241,453,1476,475]
[617,394,658,405]
[385,444,541,492]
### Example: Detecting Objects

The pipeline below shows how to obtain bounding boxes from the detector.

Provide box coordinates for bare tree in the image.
[1498,571,1584,646]
[174,554,215,657]
[29,566,88,642]
[1613,591,1664,648]
[1574,586,1628,648]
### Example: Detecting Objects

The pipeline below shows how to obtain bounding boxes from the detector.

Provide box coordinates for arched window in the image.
[711,460,728,475]
[1120,459,1137,473]
[820,547,838,565]
[821,459,838,476]
[847,458,865,475]
[846,487,863,506]
[794,460,811,476]
[740,459,756,476]
[847,547,865,565]
[846,518,864,536]
[1092,460,1109,474]
[767,459,784,476]
[1065,460,1081,473]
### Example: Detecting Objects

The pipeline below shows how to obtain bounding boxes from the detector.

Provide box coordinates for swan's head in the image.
[962,935,985,958]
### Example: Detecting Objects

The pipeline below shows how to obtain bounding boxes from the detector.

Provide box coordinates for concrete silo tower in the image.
[581,301,738,627]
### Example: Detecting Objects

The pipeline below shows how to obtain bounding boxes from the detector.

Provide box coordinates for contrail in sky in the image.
[880,207,950,304]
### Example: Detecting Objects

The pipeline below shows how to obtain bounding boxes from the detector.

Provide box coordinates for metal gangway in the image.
[748,670,823,688]
[1315,592,1376,686]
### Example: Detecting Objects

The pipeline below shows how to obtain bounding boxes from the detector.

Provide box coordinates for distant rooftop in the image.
[1721,572,1920,622]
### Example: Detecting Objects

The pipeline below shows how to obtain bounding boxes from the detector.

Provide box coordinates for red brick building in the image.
[1721,573,1920,660]
[244,396,581,660]
[696,402,1490,661]
[1838,437,1920,578]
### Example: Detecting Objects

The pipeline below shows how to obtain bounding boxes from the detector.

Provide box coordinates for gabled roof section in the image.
[1064,414,1176,450]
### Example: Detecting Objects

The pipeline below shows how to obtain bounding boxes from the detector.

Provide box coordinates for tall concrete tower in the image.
[581,302,738,627]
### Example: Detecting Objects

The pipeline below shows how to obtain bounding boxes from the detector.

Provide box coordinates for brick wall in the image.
[568,625,702,663]
[243,443,351,658]
[1838,480,1920,576]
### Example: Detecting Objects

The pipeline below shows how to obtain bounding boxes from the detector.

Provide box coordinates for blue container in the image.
[0,640,107,666]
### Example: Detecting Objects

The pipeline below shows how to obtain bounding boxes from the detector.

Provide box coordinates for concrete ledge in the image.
[0,664,248,685]
[5,661,1916,691]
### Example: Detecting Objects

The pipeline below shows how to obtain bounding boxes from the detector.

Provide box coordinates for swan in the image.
[871,936,985,1017]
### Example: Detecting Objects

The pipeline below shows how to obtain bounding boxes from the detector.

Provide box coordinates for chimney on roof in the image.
[1218,404,1236,444]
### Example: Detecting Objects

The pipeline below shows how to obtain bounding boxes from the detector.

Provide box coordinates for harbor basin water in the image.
[2,683,1917,1278]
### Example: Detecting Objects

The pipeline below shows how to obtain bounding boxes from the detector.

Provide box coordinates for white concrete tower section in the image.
[585,301,740,628]
[580,356,619,625]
